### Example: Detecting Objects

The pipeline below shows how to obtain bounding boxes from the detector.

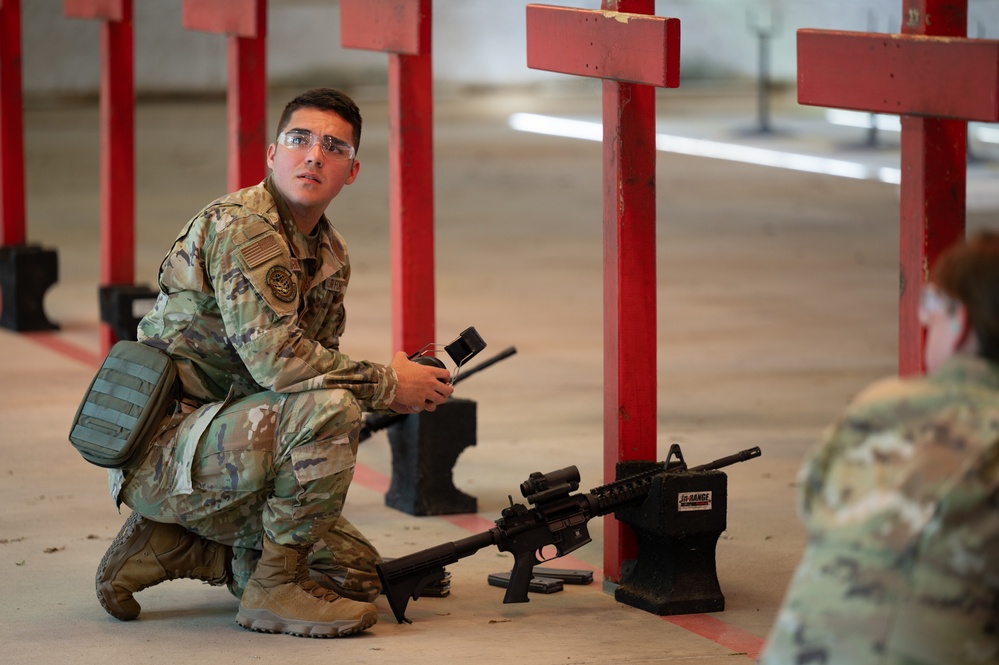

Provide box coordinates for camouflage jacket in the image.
[137,177,397,412]
[761,354,999,664]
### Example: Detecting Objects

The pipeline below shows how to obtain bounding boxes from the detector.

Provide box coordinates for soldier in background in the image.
[94,88,453,638]
[760,231,999,664]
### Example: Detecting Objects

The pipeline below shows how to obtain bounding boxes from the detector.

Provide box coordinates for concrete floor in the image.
[2,82,998,664]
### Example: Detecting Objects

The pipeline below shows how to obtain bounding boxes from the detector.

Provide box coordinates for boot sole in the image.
[95,511,148,621]
[235,607,377,638]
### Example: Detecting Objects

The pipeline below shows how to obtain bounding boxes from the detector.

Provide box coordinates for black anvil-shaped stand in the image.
[613,459,729,615]
[385,398,478,516]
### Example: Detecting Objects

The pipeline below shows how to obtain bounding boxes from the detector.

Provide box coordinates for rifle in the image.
[358,345,517,443]
[376,444,761,623]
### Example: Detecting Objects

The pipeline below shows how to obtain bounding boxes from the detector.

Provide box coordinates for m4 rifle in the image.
[376,444,761,623]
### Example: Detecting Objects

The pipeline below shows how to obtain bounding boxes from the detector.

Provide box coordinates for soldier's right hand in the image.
[388,352,453,414]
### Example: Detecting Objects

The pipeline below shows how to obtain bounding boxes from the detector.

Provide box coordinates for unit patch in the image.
[266,265,298,303]
[678,490,712,512]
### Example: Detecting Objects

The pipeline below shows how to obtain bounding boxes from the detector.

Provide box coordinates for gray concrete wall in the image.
[20,0,999,99]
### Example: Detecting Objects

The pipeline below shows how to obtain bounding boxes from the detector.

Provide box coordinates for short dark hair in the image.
[931,230,999,363]
[275,88,362,152]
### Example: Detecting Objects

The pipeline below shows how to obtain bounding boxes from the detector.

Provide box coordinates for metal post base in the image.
[0,244,59,332]
[613,461,728,615]
[99,284,158,342]
[385,398,477,516]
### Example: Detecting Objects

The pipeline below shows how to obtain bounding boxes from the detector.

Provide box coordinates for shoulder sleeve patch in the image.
[241,234,283,269]
[265,265,298,303]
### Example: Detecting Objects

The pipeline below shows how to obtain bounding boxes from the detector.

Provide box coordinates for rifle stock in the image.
[378,531,497,624]
[376,445,761,623]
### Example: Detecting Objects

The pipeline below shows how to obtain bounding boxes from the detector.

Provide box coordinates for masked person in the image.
[760,231,999,664]
[93,88,453,638]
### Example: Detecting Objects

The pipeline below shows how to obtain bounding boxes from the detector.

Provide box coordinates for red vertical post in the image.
[226,3,267,193]
[797,0,992,375]
[389,0,434,354]
[340,0,435,354]
[600,0,657,585]
[897,0,966,375]
[0,0,26,247]
[182,0,267,192]
[1,0,58,332]
[526,1,680,583]
[66,0,135,351]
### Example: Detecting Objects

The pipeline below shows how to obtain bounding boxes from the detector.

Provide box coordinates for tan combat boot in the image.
[236,536,378,638]
[96,511,231,621]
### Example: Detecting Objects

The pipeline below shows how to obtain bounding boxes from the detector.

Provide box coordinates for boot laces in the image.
[299,577,342,603]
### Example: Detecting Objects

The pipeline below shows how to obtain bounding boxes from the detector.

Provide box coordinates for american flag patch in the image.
[241,235,282,268]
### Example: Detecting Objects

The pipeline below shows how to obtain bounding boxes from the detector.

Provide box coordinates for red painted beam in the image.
[526,3,680,87]
[96,4,135,288]
[182,0,267,191]
[0,0,26,246]
[340,0,435,354]
[898,0,968,376]
[529,0,669,584]
[340,0,423,55]
[181,0,260,37]
[798,30,999,121]
[389,48,436,355]
[66,0,135,351]
[600,0,660,587]
[897,116,965,374]
[64,0,124,20]
[797,0,971,376]
[387,0,434,355]
[601,75,658,584]
[228,30,267,192]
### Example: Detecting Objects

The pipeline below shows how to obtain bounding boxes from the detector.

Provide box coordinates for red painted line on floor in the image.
[25,329,765,658]
[352,462,391,495]
[663,613,765,659]
[22,331,102,367]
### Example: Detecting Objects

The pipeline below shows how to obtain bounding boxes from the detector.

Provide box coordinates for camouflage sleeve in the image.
[795,376,929,526]
[205,212,397,411]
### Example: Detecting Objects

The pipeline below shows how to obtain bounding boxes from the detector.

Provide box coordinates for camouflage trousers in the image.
[119,387,381,596]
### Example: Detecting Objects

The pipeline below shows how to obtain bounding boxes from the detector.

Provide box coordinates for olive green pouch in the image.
[69,341,178,469]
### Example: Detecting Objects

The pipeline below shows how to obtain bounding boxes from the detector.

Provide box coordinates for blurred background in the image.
[23,0,999,100]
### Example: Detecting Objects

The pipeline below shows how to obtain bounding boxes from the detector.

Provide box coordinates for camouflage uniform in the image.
[760,354,999,664]
[109,176,396,598]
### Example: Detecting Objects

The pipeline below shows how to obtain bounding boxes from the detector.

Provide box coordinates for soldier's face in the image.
[267,108,360,229]
[919,285,968,372]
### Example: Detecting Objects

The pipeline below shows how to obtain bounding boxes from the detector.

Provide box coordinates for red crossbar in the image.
[64,0,123,20]
[181,0,260,37]
[341,0,423,55]
[340,0,435,354]
[798,0,975,375]
[798,31,999,121]
[182,0,267,192]
[526,4,680,87]
[0,0,26,246]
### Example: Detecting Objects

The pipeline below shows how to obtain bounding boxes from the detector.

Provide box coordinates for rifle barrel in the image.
[689,446,762,472]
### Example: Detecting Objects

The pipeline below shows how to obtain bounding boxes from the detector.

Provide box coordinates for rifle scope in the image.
[520,466,580,505]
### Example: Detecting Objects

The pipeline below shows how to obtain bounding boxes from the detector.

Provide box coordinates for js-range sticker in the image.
[678,490,712,512]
